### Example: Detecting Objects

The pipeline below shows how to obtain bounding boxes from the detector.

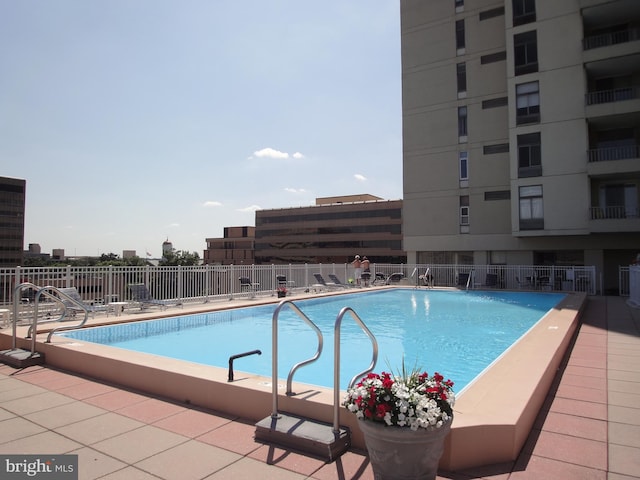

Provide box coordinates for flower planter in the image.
[358,419,452,480]
[277,291,286,298]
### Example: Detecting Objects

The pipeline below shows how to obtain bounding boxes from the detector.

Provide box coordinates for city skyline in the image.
[1,1,402,257]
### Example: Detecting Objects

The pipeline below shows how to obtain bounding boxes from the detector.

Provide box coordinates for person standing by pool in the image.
[361,256,371,286]
[352,255,362,286]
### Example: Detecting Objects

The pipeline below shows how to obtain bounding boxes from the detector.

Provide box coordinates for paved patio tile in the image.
[0,417,47,444]
[152,408,233,438]
[24,400,107,429]
[84,388,150,411]
[310,450,375,480]
[0,430,82,454]
[510,454,606,480]
[204,456,307,480]
[56,411,145,445]
[91,425,189,464]
[68,446,128,479]
[56,379,117,400]
[522,430,607,470]
[609,422,640,448]
[248,443,328,477]
[535,411,607,441]
[555,383,608,404]
[608,405,640,426]
[136,439,242,480]
[115,397,187,423]
[99,466,164,479]
[609,443,640,478]
[196,418,262,456]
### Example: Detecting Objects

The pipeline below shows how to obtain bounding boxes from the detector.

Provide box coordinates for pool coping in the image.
[0,288,587,471]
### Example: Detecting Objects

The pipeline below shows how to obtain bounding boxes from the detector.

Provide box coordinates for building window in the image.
[460,196,470,225]
[455,0,464,10]
[513,0,536,26]
[456,20,465,51]
[458,106,468,137]
[457,63,466,94]
[484,190,511,201]
[482,96,508,109]
[459,151,468,180]
[519,185,544,229]
[479,6,505,21]
[483,143,509,154]
[481,51,507,64]
[518,132,542,177]
[514,31,538,75]
[516,81,540,124]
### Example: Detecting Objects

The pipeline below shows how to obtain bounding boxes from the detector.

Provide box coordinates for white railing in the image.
[627,265,640,307]
[0,263,600,310]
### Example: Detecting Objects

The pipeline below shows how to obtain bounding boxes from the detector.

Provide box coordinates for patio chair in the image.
[239,277,260,298]
[372,272,387,285]
[276,275,295,288]
[385,273,405,285]
[484,273,498,288]
[312,273,342,291]
[328,274,351,288]
[128,284,180,310]
[58,287,109,318]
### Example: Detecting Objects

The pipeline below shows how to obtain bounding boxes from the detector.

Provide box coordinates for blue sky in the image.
[1,1,402,258]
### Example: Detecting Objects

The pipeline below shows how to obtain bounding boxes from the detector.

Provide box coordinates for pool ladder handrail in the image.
[270,300,324,418]
[332,306,378,433]
[21,285,91,343]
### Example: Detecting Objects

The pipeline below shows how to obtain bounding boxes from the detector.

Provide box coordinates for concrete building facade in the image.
[401,0,640,294]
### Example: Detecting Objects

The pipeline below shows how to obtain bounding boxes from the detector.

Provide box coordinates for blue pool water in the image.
[57,289,565,391]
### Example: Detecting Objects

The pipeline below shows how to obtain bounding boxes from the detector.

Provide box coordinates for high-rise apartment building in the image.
[401,0,640,294]
[0,176,26,267]
[204,226,255,265]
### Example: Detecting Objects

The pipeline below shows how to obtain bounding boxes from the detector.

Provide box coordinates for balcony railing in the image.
[583,27,640,50]
[585,86,639,105]
[590,205,639,219]
[588,144,640,162]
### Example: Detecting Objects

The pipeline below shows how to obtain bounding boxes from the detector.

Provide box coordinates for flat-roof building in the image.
[204,226,255,265]
[254,195,406,264]
[401,0,640,294]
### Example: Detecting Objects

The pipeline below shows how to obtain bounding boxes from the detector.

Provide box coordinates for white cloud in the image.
[203,201,222,207]
[354,174,367,182]
[292,152,304,159]
[253,147,289,159]
[238,205,262,212]
[167,223,180,228]
[284,187,307,194]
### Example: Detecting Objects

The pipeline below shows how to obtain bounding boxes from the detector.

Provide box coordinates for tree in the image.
[159,250,201,266]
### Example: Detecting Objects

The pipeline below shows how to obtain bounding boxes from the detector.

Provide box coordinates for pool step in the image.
[0,348,45,368]
[255,412,350,462]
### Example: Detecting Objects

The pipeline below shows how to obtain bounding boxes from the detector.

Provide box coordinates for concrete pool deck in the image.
[1,294,639,478]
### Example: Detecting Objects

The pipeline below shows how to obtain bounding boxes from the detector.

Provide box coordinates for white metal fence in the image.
[0,263,600,309]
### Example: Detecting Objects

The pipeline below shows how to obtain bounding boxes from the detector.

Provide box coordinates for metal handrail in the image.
[269,299,324,418]
[44,287,92,342]
[332,306,378,433]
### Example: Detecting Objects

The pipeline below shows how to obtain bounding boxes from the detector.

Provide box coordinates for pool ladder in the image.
[0,283,91,368]
[254,299,378,461]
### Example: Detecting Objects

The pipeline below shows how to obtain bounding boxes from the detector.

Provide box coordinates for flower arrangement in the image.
[276,286,287,297]
[343,365,455,431]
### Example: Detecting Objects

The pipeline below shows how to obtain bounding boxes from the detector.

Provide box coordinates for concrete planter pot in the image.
[358,418,452,480]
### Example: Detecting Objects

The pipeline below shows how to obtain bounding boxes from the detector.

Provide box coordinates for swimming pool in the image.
[57,289,565,391]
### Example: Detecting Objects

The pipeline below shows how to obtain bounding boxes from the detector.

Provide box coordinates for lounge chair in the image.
[239,277,260,297]
[372,272,387,285]
[385,273,405,285]
[58,287,109,318]
[327,274,350,288]
[128,283,179,310]
[312,273,342,291]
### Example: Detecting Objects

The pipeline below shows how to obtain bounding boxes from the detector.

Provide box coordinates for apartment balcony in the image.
[583,27,640,51]
[589,205,640,232]
[587,145,640,176]
[585,86,640,118]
